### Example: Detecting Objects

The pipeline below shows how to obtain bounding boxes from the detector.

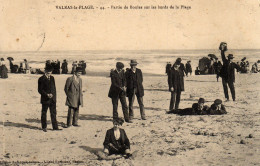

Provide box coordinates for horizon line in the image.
[1,48,260,53]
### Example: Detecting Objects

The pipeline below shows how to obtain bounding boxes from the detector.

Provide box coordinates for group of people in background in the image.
[45,59,87,75]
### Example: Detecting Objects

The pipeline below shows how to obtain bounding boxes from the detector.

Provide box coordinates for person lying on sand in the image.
[208,99,227,115]
[191,98,209,115]
[103,117,132,158]
[167,98,227,115]
[167,98,209,115]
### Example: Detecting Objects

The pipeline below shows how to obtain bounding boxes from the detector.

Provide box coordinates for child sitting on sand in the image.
[103,117,132,158]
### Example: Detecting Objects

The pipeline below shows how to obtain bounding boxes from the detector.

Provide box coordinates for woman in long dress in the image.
[0,58,8,78]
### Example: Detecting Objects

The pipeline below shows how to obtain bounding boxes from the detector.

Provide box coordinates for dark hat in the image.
[214,99,222,105]
[63,59,67,62]
[24,59,27,61]
[198,98,205,103]
[241,57,246,61]
[187,60,191,63]
[44,64,53,72]
[130,60,138,66]
[176,58,182,62]
[113,117,124,125]
[227,54,234,59]
[1,58,4,61]
[116,62,124,69]
[75,67,83,73]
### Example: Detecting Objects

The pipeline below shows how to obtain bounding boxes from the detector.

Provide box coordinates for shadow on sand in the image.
[145,89,168,92]
[59,114,112,122]
[0,121,41,130]
[25,118,66,127]
[133,106,166,112]
[79,146,103,155]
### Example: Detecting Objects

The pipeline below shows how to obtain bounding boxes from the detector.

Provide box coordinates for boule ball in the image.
[248,134,253,138]
[204,131,209,136]
[240,140,246,144]
[210,133,216,136]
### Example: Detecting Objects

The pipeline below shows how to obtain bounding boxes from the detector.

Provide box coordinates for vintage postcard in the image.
[0,0,259,165]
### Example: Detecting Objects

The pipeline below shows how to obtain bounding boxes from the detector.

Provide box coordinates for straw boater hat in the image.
[130,60,138,66]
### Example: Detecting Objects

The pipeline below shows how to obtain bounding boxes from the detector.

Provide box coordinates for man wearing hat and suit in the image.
[185,60,192,76]
[38,65,61,132]
[168,58,187,112]
[61,59,68,74]
[108,62,130,123]
[219,42,241,101]
[125,60,146,120]
[64,67,83,127]
[209,99,227,115]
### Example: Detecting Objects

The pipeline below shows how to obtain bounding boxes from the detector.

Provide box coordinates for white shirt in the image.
[114,129,120,140]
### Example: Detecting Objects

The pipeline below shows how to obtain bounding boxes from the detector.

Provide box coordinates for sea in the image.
[0,49,260,76]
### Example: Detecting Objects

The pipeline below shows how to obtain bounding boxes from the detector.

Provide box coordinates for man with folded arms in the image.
[108,62,131,123]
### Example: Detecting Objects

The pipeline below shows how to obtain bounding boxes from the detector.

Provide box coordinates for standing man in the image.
[24,59,30,74]
[219,42,241,101]
[61,59,68,74]
[64,67,83,127]
[185,60,192,76]
[125,60,146,120]
[168,59,185,112]
[108,62,131,123]
[38,65,61,132]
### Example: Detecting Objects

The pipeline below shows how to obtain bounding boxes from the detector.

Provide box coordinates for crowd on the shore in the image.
[0,58,87,78]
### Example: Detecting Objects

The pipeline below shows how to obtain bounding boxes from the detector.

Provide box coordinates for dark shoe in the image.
[141,117,146,120]
[126,120,133,123]
[73,124,80,127]
[42,128,47,132]
[64,125,71,128]
[53,128,63,131]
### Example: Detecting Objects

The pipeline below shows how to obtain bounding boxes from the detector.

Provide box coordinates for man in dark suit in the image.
[38,65,61,132]
[168,59,186,112]
[185,60,192,76]
[108,62,130,123]
[219,42,241,101]
[61,59,68,74]
[125,60,146,120]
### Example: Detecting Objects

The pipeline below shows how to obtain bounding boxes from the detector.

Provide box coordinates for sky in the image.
[0,0,260,51]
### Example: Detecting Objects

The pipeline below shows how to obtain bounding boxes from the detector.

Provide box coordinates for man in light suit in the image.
[38,65,61,132]
[64,67,83,127]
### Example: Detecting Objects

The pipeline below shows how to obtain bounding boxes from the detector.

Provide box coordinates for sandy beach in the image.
[0,68,260,165]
